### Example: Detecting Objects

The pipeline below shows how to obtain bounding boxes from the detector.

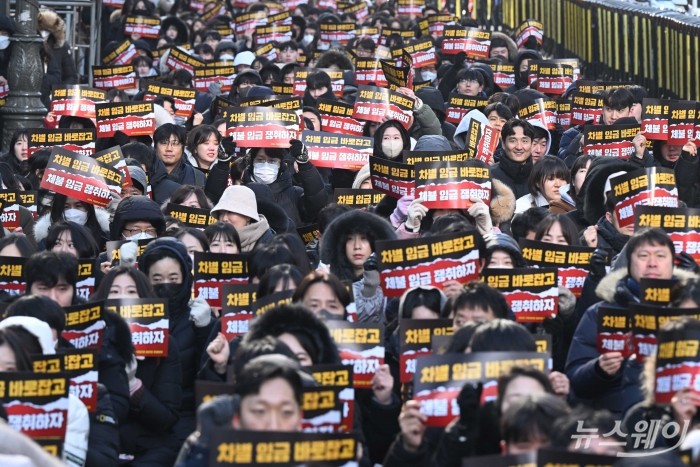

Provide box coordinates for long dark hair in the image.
[49,194,106,247]
[90,266,157,301]
[45,221,100,258]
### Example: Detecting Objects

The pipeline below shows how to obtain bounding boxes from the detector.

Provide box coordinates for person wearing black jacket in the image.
[153,123,206,191]
[490,119,535,199]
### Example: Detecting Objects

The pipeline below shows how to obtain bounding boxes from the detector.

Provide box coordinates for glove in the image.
[119,241,138,268]
[457,382,481,427]
[218,139,235,162]
[197,395,239,449]
[390,195,414,227]
[405,198,428,232]
[189,296,213,327]
[126,356,141,395]
[589,248,609,279]
[289,139,309,163]
[467,199,492,236]
[363,253,378,271]
[208,82,222,97]
[362,254,380,297]
[676,251,700,274]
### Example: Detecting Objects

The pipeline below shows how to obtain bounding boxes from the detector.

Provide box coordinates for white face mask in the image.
[0,36,10,50]
[125,232,155,242]
[219,54,234,61]
[422,71,437,82]
[64,208,88,225]
[381,139,403,159]
[302,35,315,45]
[254,162,279,184]
[40,30,50,40]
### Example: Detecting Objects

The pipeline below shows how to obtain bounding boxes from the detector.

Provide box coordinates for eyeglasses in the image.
[123,228,157,236]
[157,140,182,147]
[459,79,480,85]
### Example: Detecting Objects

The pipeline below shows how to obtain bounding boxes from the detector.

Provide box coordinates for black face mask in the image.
[317,309,345,321]
[153,283,186,314]
[133,8,150,16]
[221,136,236,155]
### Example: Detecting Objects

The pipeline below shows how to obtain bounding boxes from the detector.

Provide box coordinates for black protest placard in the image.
[557,99,572,129]
[608,167,678,230]
[334,189,385,209]
[339,2,369,22]
[571,92,604,126]
[301,386,346,433]
[379,28,416,47]
[518,97,557,131]
[253,95,304,114]
[317,22,355,50]
[27,128,96,157]
[164,47,206,73]
[123,15,160,38]
[399,319,453,384]
[641,98,671,140]
[376,232,481,298]
[468,124,501,164]
[102,39,138,65]
[444,93,489,125]
[165,203,217,228]
[640,278,682,306]
[301,130,372,171]
[32,350,99,412]
[0,190,37,227]
[226,106,300,148]
[519,239,595,298]
[583,123,640,159]
[403,149,472,165]
[251,289,294,317]
[40,147,121,207]
[668,100,699,146]
[193,65,235,93]
[307,364,355,433]
[353,85,414,130]
[0,372,70,445]
[636,206,700,264]
[254,42,279,63]
[379,58,412,91]
[0,256,25,296]
[93,145,133,191]
[96,101,155,138]
[396,0,424,16]
[515,19,544,48]
[576,80,631,95]
[325,321,384,389]
[210,430,358,466]
[369,156,415,199]
[655,321,700,404]
[481,268,559,323]
[634,302,700,363]
[145,82,197,118]
[266,10,292,25]
[317,99,365,136]
[61,302,105,351]
[413,352,548,427]
[297,224,320,246]
[75,259,97,302]
[489,63,515,88]
[441,27,490,59]
[194,252,249,308]
[418,14,457,37]
[220,284,257,341]
[233,11,266,36]
[527,58,579,87]
[93,65,137,91]
[50,85,106,120]
[354,59,388,88]
[533,61,574,96]
[393,38,437,69]
[254,23,292,46]
[597,305,633,357]
[415,161,491,209]
[104,299,169,357]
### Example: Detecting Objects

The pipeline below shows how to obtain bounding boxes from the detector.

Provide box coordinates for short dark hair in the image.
[292,271,351,309]
[626,85,647,105]
[483,102,513,121]
[497,366,553,412]
[0,234,36,257]
[153,123,186,146]
[169,184,212,210]
[534,214,580,246]
[25,251,78,289]
[569,155,595,198]
[173,227,210,253]
[511,207,549,241]
[527,156,569,199]
[444,321,485,353]
[501,118,535,141]
[248,244,298,282]
[122,142,155,173]
[469,319,536,352]
[488,92,520,116]
[186,124,221,156]
[0,327,41,371]
[451,281,510,319]
[456,67,484,85]
[318,204,351,234]
[5,295,67,333]
[204,222,241,253]
[501,393,570,446]
[400,287,444,319]
[602,88,634,110]
[257,264,303,299]
[45,221,100,259]
[235,355,304,405]
[306,70,331,90]
[625,227,675,268]
[356,37,376,52]
[231,336,298,382]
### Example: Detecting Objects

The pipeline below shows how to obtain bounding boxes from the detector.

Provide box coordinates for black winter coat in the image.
[490,156,533,199]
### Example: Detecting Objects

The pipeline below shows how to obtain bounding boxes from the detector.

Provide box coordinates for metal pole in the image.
[0,0,46,151]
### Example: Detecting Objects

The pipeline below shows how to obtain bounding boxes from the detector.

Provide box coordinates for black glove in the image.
[676,251,700,274]
[219,137,236,160]
[363,253,378,272]
[457,382,481,427]
[589,248,608,279]
[197,395,238,448]
[289,139,309,163]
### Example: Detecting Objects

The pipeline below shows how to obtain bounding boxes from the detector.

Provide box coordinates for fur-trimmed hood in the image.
[595,267,698,304]
[38,9,66,48]
[490,178,516,225]
[490,31,518,62]
[320,210,396,282]
[34,208,111,243]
